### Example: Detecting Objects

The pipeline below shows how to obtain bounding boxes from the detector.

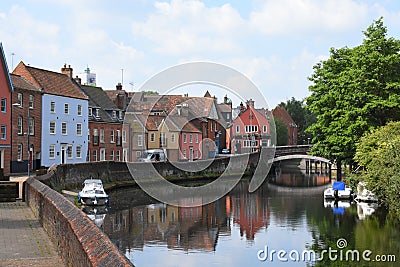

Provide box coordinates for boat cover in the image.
[332,181,345,191]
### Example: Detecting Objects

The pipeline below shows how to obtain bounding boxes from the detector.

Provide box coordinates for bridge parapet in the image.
[275,145,312,157]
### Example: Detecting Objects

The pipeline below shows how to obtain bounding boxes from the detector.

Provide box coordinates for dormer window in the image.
[95,108,99,117]
[88,108,92,117]
[119,111,123,120]
[112,110,116,119]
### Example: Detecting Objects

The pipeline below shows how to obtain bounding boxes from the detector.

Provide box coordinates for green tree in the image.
[353,121,400,218]
[275,118,289,146]
[278,97,316,144]
[142,90,159,95]
[306,18,400,179]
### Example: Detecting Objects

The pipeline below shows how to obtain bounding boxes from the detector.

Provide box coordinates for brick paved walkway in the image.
[0,202,64,267]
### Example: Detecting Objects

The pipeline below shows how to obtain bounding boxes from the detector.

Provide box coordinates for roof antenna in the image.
[121,68,124,87]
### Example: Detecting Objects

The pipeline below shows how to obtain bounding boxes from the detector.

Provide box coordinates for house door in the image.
[189,147,194,161]
[61,145,67,164]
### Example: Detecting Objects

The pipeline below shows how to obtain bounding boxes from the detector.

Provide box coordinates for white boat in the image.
[78,179,109,206]
[324,199,351,215]
[324,181,352,199]
[354,182,378,202]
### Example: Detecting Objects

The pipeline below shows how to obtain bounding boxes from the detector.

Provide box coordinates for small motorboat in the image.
[78,179,109,206]
[324,199,351,215]
[354,182,378,202]
[324,181,352,200]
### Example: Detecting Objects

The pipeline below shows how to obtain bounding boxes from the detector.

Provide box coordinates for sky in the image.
[1,0,400,108]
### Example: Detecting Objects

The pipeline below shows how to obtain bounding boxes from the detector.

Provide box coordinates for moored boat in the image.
[324,181,353,200]
[78,178,109,206]
[354,182,378,202]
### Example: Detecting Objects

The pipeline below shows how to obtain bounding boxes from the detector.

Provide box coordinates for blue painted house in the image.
[14,63,88,167]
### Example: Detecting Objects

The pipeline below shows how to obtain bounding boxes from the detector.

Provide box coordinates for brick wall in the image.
[24,177,133,267]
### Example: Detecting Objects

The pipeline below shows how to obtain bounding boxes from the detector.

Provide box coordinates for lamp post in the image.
[13,103,30,179]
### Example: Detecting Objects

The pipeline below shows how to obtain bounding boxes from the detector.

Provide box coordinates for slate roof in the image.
[81,85,119,110]
[13,61,87,100]
[10,74,41,92]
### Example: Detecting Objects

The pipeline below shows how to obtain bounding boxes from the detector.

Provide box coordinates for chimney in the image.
[61,64,73,78]
[239,102,244,113]
[74,75,81,85]
[246,99,255,108]
[224,95,228,104]
[116,82,123,90]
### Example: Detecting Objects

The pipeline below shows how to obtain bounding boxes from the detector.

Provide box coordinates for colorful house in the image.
[0,43,13,176]
[231,99,271,154]
[80,84,124,162]
[10,74,42,172]
[13,63,89,167]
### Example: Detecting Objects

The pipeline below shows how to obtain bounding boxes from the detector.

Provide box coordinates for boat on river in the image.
[354,182,378,202]
[78,179,109,206]
[324,181,353,200]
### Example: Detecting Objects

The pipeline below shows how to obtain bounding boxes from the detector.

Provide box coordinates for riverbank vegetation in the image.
[305,17,400,218]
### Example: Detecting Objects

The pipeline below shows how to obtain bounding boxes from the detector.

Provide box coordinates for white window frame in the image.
[18,117,23,135]
[67,145,73,159]
[189,134,193,143]
[183,149,186,159]
[29,95,34,109]
[263,125,268,133]
[18,93,23,107]
[18,144,23,161]
[122,130,126,143]
[100,148,106,161]
[236,125,240,133]
[136,151,141,159]
[88,107,92,117]
[64,103,69,114]
[171,133,175,143]
[76,123,82,136]
[150,132,155,142]
[160,132,166,146]
[183,133,187,143]
[76,145,82,158]
[77,105,82,116]
[100,129,105,143]
[62,122,67,135]
[0,125,6,140]
[49,144,55,159]
[196,134,199,143]
[93,150,98,161]
[29,117,34,135]
[110,130,115,143]
[0,98,6,113]
[110,150,115,161]
[116,150,121,161]
[50,101,55,113]
[137,134,143,146]
[50,121,56,135]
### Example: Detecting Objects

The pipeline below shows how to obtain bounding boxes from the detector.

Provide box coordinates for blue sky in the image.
[1,0,400,108]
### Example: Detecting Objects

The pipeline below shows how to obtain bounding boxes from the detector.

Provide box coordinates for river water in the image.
[85,168,399,267]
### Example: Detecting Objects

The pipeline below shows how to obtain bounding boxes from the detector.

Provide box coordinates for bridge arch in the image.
[273,154,331,164]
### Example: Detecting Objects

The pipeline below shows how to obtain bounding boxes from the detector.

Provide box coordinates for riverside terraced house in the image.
[13,63,89,167]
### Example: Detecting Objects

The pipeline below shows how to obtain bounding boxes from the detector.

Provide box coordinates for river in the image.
[84,168,399,267]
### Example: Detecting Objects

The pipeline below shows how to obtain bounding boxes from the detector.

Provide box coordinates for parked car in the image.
[221,149,230,154]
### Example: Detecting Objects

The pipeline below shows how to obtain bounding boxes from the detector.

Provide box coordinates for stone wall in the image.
[38,152,262,191]
[24,177,133,267]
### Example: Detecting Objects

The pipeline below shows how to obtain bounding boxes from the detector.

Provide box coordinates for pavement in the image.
[0,174,64,267]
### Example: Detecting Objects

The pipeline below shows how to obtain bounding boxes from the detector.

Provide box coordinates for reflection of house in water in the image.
[144,203,179,242]
[228,182,270,240]
[103,206,147,252]
[270,169,330,187]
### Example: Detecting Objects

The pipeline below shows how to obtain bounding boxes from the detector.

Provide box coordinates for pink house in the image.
[178,121,202,161]
[232,99,271,154]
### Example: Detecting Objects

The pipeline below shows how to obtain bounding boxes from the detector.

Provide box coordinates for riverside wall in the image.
[38,152,262,191]
[24,177,133,267]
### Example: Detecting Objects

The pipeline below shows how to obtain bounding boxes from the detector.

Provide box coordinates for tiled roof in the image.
[10,74,41,92]
[272,106,296,126]
[81,85,119,110]
[136,114,165,131]
[217,103,231,113]
[13,62,87,100]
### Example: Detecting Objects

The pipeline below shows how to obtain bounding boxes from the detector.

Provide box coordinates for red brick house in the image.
[80,84,124,162]
[0,43,12,176]
[10,74,42,172]
[272,106,298,145]
[231,99,271,154]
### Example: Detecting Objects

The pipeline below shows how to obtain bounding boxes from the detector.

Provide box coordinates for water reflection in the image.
[84,169,399,267]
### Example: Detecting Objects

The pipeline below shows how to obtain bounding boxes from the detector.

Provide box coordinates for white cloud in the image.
[249,0,369,35]
[132,0,246,55]
[0,5,60,65]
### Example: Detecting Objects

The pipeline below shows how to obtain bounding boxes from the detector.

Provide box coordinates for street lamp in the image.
[13,102,30,179]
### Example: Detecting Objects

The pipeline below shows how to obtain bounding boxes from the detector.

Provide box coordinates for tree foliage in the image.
[353,121,400,218]
[278,97,316,144]
[275,118,289,146]
[306,18,400,163]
